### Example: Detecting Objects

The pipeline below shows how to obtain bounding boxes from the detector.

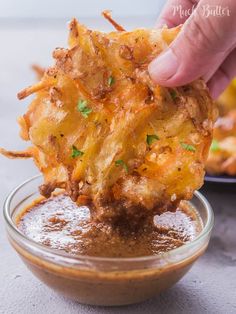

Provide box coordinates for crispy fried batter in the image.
[17,79,56,100]
[102,10,125,31]
[206,109,236,175]
[217,79,236,116]
[214,110,236,140]
[32,64,46,80]
[1,18,216,224]
[0,147,34,159]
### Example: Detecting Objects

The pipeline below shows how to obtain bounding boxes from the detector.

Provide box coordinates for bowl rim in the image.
[3,174,214,264]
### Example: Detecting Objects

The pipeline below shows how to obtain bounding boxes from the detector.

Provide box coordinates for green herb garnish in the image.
[115,159,128,172]
[170,89,177,100]
[108,76,115,86]
[146,134,159,146]
[77,99,92,118]
[180,142,196,152]
[71,145,84,158]
[210,139,220,152]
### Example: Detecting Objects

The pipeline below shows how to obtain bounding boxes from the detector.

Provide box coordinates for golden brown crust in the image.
[32,64,45,80]
[206,110,236,176]
[216,79,236,116]
[102,10,125,31]
[214,110,236,140]
[17,80,55,100]
[2,18,215,222]
[0,147,33,159]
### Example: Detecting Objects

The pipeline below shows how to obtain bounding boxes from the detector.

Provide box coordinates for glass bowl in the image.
[3,175,214,306]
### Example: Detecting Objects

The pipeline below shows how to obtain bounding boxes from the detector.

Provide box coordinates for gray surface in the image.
[0,16,236,314]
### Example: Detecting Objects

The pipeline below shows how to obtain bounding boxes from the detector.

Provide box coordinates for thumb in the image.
[149,0,236,87]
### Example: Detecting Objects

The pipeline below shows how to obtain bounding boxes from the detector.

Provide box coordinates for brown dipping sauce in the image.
[17,193,203,258]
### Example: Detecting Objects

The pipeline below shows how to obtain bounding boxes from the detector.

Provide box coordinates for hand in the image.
[148,0,236,99]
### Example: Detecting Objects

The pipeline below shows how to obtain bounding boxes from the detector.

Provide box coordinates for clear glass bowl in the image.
[3,175,214,306]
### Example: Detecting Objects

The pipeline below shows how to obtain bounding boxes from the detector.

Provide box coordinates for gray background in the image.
[0,0,165,19]
[0,1,235,313]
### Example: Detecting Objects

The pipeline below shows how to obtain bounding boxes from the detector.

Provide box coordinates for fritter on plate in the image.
[206,110,236,176]
[217,78,236,116]
[1,14,216,224]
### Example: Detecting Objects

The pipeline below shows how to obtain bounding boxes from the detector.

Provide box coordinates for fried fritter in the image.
[217,78,236,116]
[1,17,216,224]
[206,110,236,176]
[31,64,46,80]
[213,110,236,140]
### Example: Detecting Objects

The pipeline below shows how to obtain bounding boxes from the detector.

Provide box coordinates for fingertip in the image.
[208,83,222,100]
[148,49,179,85]
[207,70,230,100]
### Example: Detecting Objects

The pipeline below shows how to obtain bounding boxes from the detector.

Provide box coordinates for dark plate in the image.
[205,174,236,184]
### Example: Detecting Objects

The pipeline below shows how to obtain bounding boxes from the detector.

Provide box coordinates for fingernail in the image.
[148,49,179,83]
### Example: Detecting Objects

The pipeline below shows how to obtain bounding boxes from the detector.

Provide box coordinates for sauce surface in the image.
[17,194,203,258]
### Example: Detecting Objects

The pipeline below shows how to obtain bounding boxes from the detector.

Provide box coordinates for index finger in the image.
[156,0,199,28]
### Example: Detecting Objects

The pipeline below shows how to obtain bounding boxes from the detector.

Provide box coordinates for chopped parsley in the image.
[180,142,196,152]
[210,139,220,152]
[146,134,159,146]
[77,99,92,118]
[170,89,177,100]
[71,145,84,158]
[115,159,128,172]
[108,76,115,86]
